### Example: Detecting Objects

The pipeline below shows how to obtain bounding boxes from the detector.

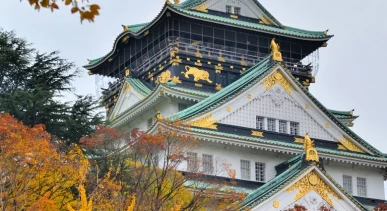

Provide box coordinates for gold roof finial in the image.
[270,38,283,62]
[304,133,319,162]
[125,67,130,77]
[122,25,129,31]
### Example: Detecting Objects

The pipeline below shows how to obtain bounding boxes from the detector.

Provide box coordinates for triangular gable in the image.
[179,0,282,27]
[109,79,149,120]
[176,58,381,156]
[242,164,367,211]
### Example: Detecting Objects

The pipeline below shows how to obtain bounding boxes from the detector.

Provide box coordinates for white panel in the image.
[219,85,336,141]
[204,0,272,20]
[110,86,143,118]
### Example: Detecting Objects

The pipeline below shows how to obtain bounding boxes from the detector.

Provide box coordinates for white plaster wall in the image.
[176,141,292,181]
[324,160,385,200]
[220,85,336,141]
[206,0,265,19]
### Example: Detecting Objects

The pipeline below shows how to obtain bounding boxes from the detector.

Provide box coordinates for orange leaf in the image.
[89,4,100,11]
[50,2,59,12]
[65,0,72,5]
[71,7,79,14]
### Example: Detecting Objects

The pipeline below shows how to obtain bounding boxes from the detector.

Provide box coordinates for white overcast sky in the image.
[2,0,387,197]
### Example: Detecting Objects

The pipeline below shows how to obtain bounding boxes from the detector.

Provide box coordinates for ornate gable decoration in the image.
[286,171,342,207]
[337,136,365,153]
[189,114,218,129]
[261,70,295,95]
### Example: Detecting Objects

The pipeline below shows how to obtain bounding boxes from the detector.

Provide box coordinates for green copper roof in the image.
[124,22,150,33]
[188,127,387,162]
[173,6,327,39]
[127,77,152,96]
[177,0,204,9]
[241,156,368,210]
[88,57,103,66]
[85,3,331,69]
[168,86,214,97]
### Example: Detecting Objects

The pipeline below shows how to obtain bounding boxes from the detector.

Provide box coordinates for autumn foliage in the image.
[27,0,100,22]
[0,113,88,210]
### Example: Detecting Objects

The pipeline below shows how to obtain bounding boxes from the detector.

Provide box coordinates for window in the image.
[256,116,264,130]
[267,118,276,132]
[357,177,367,197]
[255,162,266,182]
[187,152,197,172]
[226,5,232,14]
[241,160,251,180]
[234,7,241,15]
[178,103,188,112]
[279,120,287,133]
[290,122,299,135]
[147,117,153,128]
[343,175,353,194]
[202,154,213,174]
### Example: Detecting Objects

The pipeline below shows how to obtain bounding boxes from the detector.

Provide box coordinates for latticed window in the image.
[255,162,266,182]
[279,120,287,133]
[202,154,213,174]
[187,152,197,172]
[290,122,299,135]
[256,116,264,130]
[267,118,276,132]
[226,5,232,13]
[357,177,367,197]
[343,175,352,194]
[178,103,188,112]
[234,7,241,15]
[240,160,251,180]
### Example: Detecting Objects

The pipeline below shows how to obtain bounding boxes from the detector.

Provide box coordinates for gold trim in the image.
[286,171,341,207]
[194,4,208,13]
[259,16,272,25]
[305,104,310,109]
[230,14,238,19]
[270,38,283,62]
[194,83,203,87]
[227,107,232,112]
[215,83,222,91]
[190,114,217,129]
[325,123,330,128]
[261,71,295,95]
[247,94,252,99]
[273,201,280,208]
[195,60,203,66]
[294,137,304,144]
[337,136,365,153]
[182,66,212,83]
[251,130,264,137]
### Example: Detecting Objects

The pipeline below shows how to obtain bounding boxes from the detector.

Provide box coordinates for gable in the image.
[185,64,373,155]
[189,0,281,26]
[109,82,145,119]
[250,167,365,211]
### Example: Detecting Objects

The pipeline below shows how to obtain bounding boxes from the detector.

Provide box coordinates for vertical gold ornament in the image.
[270,38,283,62]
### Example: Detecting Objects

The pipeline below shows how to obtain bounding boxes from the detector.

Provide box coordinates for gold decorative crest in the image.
[286,171,342,207]
[190,114,217,129]
[273,201,280,208]
[227,107,232,112]
[215,83,222,91]
[194,4,208,13]
[337,136,365,153]
[303,133,319,162]
[251,131,264,137]
[261,71,295,95]
[156,70,182,84]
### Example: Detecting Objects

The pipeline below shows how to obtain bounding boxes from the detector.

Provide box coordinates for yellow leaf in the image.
[71,7,79,14]
[65,0,72,5]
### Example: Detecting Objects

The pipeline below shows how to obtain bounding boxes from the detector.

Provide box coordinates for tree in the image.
[25,0,100,23]
[0,28,103,144]
[80,123,245,211]
[375,203,387,211]
[0,113,88,211]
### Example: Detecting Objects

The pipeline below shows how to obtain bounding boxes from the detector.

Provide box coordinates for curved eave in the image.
[109,84,210,128]
[150,121,387,167]
[84,4,331,70]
